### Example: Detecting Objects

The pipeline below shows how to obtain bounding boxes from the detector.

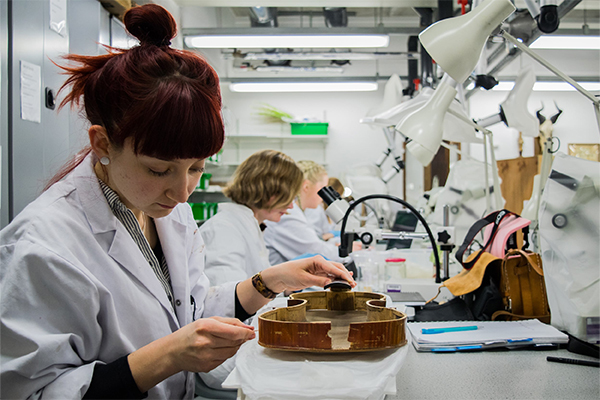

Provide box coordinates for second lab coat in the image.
[304,203,335,238]
[199,202,271,286]
[0,156,236,399]
[264,201,346,265]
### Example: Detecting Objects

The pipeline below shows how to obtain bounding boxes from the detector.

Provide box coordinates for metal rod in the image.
[443,204,450,280]
[502,31,600,106]
[380,232,430,240]
[446,107,493,135]
[440,141,490,165]
[482,133,491,213]
[486,132,504,210]
[531,137,555,251]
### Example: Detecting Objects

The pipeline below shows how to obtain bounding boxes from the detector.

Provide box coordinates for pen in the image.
[421,325,479,334]
[546,356,600,368]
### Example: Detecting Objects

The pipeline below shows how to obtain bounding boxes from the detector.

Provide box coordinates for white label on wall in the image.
[49,0,67,36]
[20,61,41,123]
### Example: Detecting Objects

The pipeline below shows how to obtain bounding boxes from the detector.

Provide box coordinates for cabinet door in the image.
[10,0,70,218]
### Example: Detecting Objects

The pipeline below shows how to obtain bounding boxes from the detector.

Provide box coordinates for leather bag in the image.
[440,250,504,321]
[426,210,550,323]
[492,249,550,323]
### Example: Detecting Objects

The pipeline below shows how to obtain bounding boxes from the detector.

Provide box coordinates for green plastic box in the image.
[290,122,328,135]
[197,173,212,190]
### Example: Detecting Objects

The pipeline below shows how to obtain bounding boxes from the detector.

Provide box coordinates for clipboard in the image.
[407,319,568,352]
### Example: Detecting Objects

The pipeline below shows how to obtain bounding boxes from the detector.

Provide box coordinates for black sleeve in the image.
[83,355,147,399]
[235,283,256,322]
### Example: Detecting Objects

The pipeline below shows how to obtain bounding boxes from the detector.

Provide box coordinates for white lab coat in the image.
[0,155,236,399]
[304,203,335,238]
[264,201,346,264]
[199,202,271,286]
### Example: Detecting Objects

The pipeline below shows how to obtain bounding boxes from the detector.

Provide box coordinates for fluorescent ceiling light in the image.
[252,66,343,73]
[229,81,378,93]
[530,36,600,50]
[241,52,408,61]
[185,34,389,49]
[492,81,600,91]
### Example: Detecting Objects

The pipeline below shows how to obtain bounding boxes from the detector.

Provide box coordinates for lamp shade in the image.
[364,86,482,143]
[419,0,516,84]
[500,65,539,137]
[396,81,458,166]
[364,74,405,118]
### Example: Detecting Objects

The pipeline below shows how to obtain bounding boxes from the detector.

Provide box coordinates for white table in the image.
[388,346,599,400]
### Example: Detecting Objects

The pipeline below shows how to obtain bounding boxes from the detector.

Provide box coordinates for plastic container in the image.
[290,122,328,135]
[189,203,206,221]
[385,258,407,281]
[350,251,383,292]
[197,173,212,190]
[207,202,218,218]
[208,149,223,163]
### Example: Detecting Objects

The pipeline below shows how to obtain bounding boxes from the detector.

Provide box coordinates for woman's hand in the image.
[261,255,356,293]
[169,317,255,373]
[322,233,335,241]
[128,316,254,392]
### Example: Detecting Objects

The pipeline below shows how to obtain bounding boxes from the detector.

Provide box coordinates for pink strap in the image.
[483,216,531,258]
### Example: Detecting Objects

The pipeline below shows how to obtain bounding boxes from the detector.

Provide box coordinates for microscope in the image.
[318,186,456,283]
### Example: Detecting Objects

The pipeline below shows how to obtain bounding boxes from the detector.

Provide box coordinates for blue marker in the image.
[456,345,483,351]
[507,338,533,343]
[431,347,458,352]
[421,325,479,334]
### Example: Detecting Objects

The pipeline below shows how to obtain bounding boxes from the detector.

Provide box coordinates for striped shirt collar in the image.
[97,179,175,310]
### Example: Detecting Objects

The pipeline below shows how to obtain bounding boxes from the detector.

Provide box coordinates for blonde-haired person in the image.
[197,149,303,392]
[200,149,303,286]
[264,161,361,264]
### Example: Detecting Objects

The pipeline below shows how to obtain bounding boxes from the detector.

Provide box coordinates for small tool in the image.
[324,280,352,292]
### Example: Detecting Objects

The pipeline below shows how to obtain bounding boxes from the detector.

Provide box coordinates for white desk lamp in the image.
[499,65,540,138]
[396,75,458,167]
[418,0,517,84]
[364,74,405,119]
[364,86,482,144]
[391,0,515,210]
[361,81,483,184]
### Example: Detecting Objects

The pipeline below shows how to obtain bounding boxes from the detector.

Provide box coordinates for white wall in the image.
[220,82,600,203]
[220,87,410,197]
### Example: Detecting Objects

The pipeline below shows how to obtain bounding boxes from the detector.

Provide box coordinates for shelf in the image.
[188,190,230,203]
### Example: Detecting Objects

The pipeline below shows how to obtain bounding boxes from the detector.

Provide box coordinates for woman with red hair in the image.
[0,4,354,399]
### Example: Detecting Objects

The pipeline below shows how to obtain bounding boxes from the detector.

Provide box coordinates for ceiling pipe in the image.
[248,7,278,28]
[415,1,455,89]
[323,8,348,27]
[414,7,434,88]
[248,7,283,66]
[405,35,420,96]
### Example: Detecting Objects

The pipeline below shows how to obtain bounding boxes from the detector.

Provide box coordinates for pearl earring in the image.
[100,156,110,166]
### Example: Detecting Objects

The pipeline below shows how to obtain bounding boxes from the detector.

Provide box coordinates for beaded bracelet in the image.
[251,272,279,299]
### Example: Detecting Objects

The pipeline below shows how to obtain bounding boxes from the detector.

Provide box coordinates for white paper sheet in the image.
[49,0,67,36]
[20,61,41,123]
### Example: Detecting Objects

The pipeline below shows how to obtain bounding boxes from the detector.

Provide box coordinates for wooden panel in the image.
[424,144,450,192]
[496,156,539,215]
